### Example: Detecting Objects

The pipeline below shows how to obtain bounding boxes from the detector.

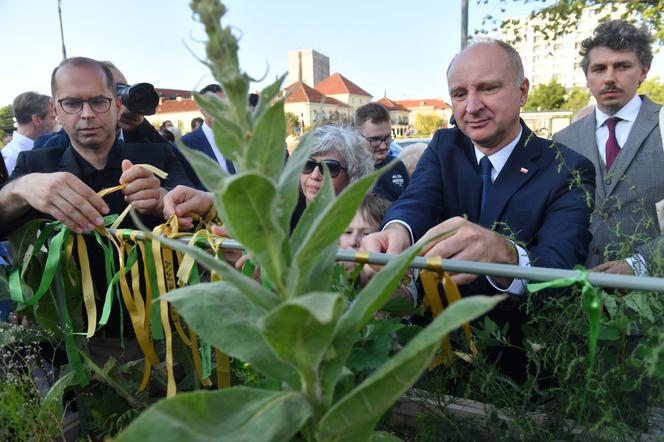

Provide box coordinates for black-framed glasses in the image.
[57,96,114,114]
[359,132,393,148]
[303,159,347,178]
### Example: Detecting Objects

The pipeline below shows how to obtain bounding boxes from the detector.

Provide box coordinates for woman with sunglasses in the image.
[300,125,373,204]
[291,125,373,230]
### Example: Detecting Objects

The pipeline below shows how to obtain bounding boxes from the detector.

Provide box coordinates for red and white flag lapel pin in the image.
[519,167,529,174]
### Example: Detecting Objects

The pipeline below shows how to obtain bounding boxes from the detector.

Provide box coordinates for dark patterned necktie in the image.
[480,156,492,212]
[605,117,621,170]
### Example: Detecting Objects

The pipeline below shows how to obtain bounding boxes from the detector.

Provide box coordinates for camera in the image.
[116,82,159,116]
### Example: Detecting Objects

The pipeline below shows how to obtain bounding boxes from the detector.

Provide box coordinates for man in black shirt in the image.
[0,57,191,357]
[0,57,189,234]
[355,102,409,201]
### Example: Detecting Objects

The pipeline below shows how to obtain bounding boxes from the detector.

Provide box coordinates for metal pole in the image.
[58,0,67,60]
[461,0,469,49]
[108,229,664,293]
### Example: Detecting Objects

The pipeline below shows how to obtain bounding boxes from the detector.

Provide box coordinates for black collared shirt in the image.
[4,141,192,336]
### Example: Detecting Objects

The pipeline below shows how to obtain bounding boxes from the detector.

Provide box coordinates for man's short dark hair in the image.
[355,102,391,128]
[580,20,653,74]
[199,84,223,95]
[12,92,51,125]
[50,57,116,97]
[359,192,391,227]
[191,117,204,130]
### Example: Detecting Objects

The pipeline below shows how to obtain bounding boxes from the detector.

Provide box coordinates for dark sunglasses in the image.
[303,159,347,178]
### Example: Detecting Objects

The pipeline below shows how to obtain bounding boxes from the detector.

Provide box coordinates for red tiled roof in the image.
[395,99,451,110]
[314,73,372,97]
[284,82,350,107]
[377,97,409,112]
[155,99,199,113]
[155,88,193,100]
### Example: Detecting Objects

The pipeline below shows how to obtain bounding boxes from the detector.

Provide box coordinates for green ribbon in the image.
[528,268,601,420]
[9,223,67,306]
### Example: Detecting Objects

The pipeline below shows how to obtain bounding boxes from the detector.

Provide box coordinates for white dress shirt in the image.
[594,94,641,166]
[1,131,34,175]
[202,122,229,173]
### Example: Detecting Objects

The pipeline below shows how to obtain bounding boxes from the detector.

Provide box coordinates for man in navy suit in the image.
[362,40,595,380]
[178,83,236,188]
[364,39,594,294]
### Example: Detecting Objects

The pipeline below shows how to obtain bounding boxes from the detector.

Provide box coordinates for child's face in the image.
[339,211,379,250]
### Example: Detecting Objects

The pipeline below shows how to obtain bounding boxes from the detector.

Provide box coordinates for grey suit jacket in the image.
[554,96,664,269]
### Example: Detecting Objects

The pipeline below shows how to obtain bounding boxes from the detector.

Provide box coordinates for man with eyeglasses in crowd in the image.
[355,103,409,201]
[0,56,191,363]
[34,61,166,149]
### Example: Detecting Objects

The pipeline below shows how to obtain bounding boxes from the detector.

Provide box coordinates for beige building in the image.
[288,49,330,87]
[394,98,452,130]
[501,5,627,88]
[282,81,352,128]
[314,73,373,112]
[376,97,410,136]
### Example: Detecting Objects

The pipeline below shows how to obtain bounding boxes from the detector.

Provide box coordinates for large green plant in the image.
[117,1,503,440]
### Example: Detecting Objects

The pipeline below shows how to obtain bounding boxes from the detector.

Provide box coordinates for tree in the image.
[414,113,443,136]
[0,104,13,133]
[523,79,566,111]
[284,111,301,136]
[490,1,664,45]
[638,76,664,104]
[563,86,590,113]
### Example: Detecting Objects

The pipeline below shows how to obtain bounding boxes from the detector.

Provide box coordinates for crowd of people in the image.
[0,19,662,380]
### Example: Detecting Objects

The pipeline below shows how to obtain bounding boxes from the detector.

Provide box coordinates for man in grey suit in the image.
[555,20,663,275]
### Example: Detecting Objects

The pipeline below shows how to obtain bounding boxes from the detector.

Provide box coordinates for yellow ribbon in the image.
[76,234,97,338]
[420,266,477,369]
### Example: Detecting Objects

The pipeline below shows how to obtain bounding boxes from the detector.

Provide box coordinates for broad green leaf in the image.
[132,220,279,310]
[321,231,434,406]
[174,139,228,191]
[291,167,385,296]
[212,114,247,163]
[277,131,315,235]
[7,218,47,261]
[252,75,287,124]
[40,370,77,422]
[217,173,287,292]
[289,163,336,253]
[624,292,655,323]
[116,387,312,442]
[287,170,337,296]
[164,281,299,388]
[193,92,245,161]
[318,295,504,441]
[372,431,403,442]
[246,93,287,179]
[260,292,344,378]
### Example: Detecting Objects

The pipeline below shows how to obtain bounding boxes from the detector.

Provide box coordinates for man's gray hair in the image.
[310,125,374,183]
[12,92,51,125]
[447,38,525,88]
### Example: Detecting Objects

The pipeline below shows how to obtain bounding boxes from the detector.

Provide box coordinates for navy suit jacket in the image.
[179,126,236,189]
[385,123,595,296]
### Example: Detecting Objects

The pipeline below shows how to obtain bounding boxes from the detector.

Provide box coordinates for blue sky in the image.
[0,0,661,106]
